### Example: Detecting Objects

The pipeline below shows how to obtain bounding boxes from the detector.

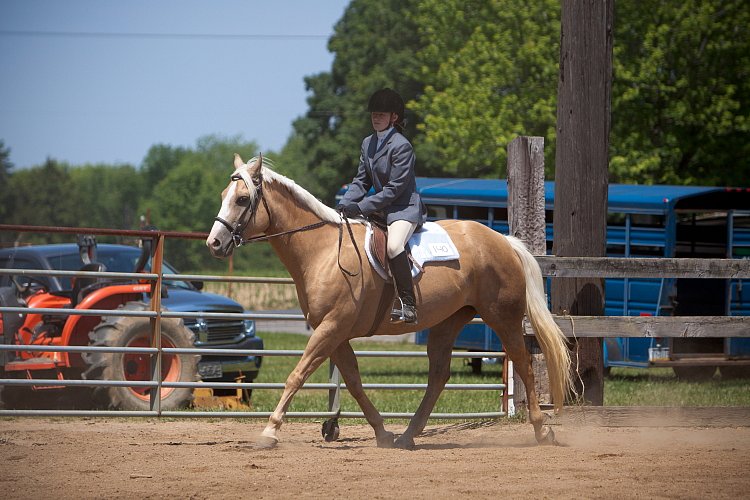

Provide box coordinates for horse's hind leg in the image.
[395,307,476,450]
[330,342,395,448]
[485,319,556,445]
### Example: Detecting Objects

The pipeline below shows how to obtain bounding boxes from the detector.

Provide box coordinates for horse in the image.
[207,154,573,449]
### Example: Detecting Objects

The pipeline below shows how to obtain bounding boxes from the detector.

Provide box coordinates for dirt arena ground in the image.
[1,418,748,499]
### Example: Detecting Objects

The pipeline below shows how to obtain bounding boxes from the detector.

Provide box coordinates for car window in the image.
[2,247,192,291]
[95,248,191,290]
[0,256,52,289]
[94,249,142,274]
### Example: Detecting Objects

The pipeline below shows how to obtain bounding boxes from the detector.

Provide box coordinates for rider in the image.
[336,88,427,324]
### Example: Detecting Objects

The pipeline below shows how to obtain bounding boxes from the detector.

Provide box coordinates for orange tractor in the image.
[0,236,197,411]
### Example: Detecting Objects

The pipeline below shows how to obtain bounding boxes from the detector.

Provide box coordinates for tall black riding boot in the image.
[389,250,417,324]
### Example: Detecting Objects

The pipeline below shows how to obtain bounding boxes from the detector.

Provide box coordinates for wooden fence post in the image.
[507,136,550,410]
[552,0,614,405]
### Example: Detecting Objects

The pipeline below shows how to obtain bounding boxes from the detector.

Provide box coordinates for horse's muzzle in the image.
[207,236,234,259]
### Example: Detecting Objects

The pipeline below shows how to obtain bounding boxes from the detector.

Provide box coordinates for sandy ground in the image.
[1,418,748,499]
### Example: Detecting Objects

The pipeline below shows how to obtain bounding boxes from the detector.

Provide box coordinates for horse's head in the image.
[207,154,269,258]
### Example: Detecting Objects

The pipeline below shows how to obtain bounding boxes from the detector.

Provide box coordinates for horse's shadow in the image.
[317,436,565,451]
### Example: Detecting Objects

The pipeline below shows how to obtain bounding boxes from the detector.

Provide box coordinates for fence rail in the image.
[0,223,510,418]
[0,340,509,418]
[2,223,748,420]
[537,256,750,278]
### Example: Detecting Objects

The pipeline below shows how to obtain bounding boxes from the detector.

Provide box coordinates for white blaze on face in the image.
[207,181,240,248]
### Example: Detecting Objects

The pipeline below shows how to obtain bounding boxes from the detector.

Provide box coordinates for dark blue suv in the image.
[0,243,263,385]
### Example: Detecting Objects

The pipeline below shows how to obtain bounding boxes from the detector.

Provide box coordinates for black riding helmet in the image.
[367,88,405,124]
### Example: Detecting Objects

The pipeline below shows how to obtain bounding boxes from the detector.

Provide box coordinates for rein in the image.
[241,220,328,244]
[214,169,363,277]
[337,215,363,277]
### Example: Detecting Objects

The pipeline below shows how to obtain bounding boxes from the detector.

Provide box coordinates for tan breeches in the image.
[387,219,417,259]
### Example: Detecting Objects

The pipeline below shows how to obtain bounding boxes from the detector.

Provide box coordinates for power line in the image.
[0,29,330,41]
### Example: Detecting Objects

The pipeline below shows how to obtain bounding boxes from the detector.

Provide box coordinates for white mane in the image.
[240,157,352,225]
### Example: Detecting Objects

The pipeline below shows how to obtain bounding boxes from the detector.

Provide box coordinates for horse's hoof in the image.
[376,431,395,448]
[394,435,415,450]
[536,426,559,446]
[253,435,280,450]
[321,419,340,442]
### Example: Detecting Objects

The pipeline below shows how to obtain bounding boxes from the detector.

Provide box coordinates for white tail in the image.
[506,236,573,412]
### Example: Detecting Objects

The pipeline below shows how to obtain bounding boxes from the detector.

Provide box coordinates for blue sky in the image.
[0,0,350,169]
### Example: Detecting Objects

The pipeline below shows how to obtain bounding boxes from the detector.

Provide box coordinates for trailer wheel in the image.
[672,366,716,381]
[83,302,198,411]
[468,357,483,375]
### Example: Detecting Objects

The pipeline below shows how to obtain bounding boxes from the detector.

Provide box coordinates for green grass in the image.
[248,333,750,419]
[604,367,750,406]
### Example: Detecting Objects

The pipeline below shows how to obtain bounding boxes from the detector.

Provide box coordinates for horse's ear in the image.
[233,153,244,170]
[248,153,263,182]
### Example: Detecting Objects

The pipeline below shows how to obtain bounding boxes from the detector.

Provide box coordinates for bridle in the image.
[213,166,362,277]
[213,169,327,247]
[213,171,269,247]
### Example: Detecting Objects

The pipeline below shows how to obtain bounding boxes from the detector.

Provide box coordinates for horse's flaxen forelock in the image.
[238,157,345,225]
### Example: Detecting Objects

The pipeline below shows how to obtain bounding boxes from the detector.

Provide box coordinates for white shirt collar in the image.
[376,126,394,142]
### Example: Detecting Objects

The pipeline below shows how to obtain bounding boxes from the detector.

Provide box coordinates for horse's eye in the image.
[236,196,250,205]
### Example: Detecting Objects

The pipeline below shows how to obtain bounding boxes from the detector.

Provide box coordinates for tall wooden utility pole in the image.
[552,0,614,405]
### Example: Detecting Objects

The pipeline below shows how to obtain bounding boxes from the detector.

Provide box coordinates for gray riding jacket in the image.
[340,129,427,225]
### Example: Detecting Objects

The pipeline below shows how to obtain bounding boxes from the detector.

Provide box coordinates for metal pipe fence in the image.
[0,224,511,420]
[0,343,509,419]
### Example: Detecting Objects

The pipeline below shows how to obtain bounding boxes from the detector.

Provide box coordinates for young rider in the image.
[336,88,427,324]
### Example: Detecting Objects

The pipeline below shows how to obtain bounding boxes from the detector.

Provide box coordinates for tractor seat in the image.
[71,262,107,307]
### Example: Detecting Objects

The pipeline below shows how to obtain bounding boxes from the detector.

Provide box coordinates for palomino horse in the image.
[207,155,572,449]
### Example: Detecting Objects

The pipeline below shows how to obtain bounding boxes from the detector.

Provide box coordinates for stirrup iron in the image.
[390,296,417,324]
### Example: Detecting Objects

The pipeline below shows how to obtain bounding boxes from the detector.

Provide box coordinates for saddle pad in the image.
[365,221,460,280]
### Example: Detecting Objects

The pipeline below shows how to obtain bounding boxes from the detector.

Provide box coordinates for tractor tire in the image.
[82,302,198,411]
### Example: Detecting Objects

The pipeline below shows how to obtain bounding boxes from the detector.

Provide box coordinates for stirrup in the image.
[390,297,417,324]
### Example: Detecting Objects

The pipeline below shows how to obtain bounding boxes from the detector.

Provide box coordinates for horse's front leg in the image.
[256,327,342,449]
[330,342,394,448]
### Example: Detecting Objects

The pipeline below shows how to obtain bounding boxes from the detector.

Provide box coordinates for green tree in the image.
[140,144,188,196]
[409,0,749,184]
[6,159,77,244]
[610,0,750,185]
[289,0,425,202]
[68,163,144,231]
[410,0,561,178]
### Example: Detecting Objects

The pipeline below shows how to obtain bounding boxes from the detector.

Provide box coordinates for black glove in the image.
[336,202,361,218]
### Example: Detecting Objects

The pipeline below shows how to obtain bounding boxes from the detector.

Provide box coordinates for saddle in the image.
[365,221,460,282]
[369,219,389,276]
[360,219,460,336]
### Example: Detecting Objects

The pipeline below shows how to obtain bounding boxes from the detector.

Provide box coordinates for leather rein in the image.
[213,170,362,277]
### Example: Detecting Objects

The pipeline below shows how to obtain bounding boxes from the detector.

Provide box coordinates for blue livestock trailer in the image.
[338,178,750,379]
